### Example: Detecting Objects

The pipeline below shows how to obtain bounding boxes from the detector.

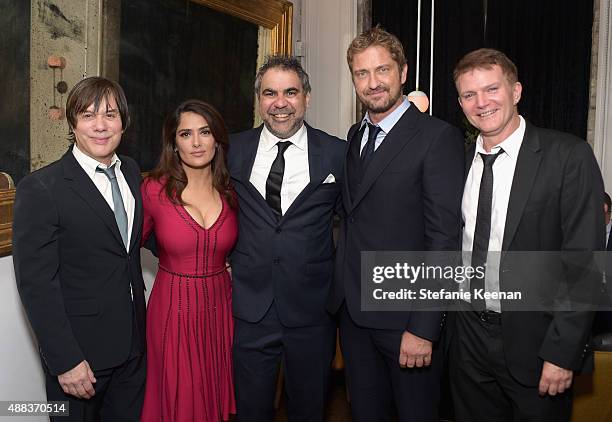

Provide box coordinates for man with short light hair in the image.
[450,48,603,421]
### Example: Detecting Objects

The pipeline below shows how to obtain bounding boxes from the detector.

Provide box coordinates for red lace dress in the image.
[140,179,237,421]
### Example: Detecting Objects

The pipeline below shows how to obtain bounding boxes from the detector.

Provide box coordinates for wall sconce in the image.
[47,55,67,120]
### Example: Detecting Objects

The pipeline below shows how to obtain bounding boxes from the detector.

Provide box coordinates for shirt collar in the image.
[72,143,121,179]
[261,123,307,152]
[360,96,411,134]
[474,115,526,160]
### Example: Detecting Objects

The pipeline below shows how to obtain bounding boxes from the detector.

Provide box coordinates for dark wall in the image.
[372,0,593,140]
[0,1,30,184]
[118,0,258,171]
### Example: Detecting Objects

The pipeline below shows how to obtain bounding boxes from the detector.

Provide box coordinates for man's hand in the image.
[538,361,573,396]
[58,360,97,399]
[399,331,432,368]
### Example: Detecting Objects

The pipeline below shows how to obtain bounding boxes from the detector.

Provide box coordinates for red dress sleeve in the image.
[141,178,157,246]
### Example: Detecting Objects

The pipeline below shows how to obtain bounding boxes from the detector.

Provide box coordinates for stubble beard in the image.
[263,117,304,140]
[360,86,403,115]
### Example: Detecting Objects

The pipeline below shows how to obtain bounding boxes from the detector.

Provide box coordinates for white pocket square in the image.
[322,173,336,184]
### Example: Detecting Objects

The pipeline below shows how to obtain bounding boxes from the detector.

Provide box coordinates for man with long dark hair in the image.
[13,77,146,421]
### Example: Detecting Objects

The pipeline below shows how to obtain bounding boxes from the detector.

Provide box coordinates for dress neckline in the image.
[181,196,225,231]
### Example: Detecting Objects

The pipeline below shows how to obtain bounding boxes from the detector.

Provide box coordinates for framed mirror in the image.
[0,0,292,257]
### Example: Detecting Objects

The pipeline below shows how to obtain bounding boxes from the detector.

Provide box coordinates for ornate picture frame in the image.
[0,0,293,257]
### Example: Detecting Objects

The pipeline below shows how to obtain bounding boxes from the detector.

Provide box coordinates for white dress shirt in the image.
[462,116,526,312]
[250,124,310,215]
[359,96,411,153]
[72,144,135,250]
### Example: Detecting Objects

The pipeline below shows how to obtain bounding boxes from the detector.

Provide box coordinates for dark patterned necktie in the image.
[360,122,382,172]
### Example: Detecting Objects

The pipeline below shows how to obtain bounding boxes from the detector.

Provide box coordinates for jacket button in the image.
[273,258,280,264]
[276,228,282,233]
[349,217,355,223]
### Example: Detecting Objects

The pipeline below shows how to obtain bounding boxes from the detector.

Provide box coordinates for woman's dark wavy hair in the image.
[149,99,235,208]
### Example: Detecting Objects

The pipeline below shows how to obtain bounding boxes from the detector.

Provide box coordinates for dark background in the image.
[372,0,594,141]
[0,1,30,184]
[0,1,596,182]
[118,0,259,171]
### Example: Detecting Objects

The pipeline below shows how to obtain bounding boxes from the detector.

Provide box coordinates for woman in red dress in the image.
[140,100,237,421]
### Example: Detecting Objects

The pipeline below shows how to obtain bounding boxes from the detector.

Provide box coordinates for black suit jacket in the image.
[328,104,465,341]
[228,123,346,327]
[13,149,146,376]
[462,121,604,385]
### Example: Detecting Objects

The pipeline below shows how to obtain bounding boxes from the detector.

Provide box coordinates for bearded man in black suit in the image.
[328,27,464,422]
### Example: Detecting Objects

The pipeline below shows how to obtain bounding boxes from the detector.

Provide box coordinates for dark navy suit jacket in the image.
[328,104,465,341]
[228,123,346,327]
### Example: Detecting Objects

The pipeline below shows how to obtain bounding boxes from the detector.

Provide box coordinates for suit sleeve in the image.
[12,175,84,375]
[422,124,465,251]
[334,142,348,219]
[538,140,605,370]
[406,124,465,341]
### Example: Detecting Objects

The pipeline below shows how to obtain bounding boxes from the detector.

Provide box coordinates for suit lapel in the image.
[343,124,363,211]
[240,126,263,182]
[238,126,278,223]
[121,157,142,253]
[61,150,126,249]
[282,123,325,220]
[348,105,420,212]
[502,123,542,250]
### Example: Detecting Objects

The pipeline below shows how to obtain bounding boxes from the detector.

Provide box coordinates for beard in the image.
[262,106,304,139]
[359,85,403,114]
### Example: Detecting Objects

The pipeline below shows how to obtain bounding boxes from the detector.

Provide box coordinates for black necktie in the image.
[266,141,292,217]
[361,123,382,172]
[471,149,503,311]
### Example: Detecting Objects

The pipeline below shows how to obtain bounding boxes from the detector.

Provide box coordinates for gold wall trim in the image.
[192,0,293,55]
[0,190,15,257]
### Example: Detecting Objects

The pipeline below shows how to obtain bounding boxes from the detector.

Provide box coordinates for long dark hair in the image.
[149,99,235,208]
